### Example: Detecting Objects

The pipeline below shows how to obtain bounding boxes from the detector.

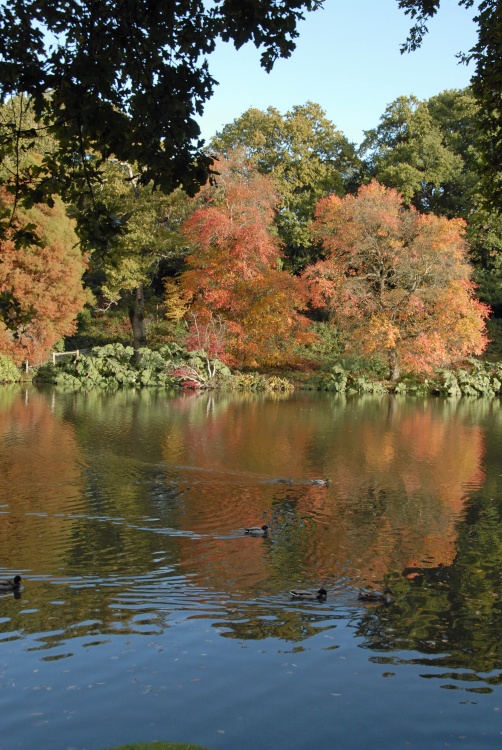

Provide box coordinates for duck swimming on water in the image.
[290,588,327,601]
[244,525,269,536]
[358,586,394,603]
[0,575,21,592]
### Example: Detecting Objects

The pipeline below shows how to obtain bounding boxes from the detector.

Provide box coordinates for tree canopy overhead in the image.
[0,0,323,209]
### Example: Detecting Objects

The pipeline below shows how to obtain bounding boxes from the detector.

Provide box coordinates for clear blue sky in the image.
[197,0,478,146]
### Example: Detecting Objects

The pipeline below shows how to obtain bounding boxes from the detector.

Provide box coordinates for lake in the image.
[1,386,502,750]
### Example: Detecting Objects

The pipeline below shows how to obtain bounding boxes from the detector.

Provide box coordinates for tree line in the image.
[0,1,501,383]
[0,91,496,383]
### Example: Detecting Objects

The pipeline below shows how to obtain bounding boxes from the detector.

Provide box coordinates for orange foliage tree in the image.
[304,181,490,380]
[180,159,311,367]
[0,191,89,364]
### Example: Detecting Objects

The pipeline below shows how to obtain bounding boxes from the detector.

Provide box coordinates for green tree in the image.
[428,89,502,313]
[210,102,359,270]
[87,160,193,355]
[425,88,480,218]
[397,0,502,210]
[360,94,464,214]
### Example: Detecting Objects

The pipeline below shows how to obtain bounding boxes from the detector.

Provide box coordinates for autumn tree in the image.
[179,158,311,367]
[360,88,502,314]
[304,181,490,380]
[211,102,359,271]
[0,190,89,364]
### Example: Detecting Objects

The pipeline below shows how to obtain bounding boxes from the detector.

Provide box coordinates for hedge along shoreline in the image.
[1,344,502,397]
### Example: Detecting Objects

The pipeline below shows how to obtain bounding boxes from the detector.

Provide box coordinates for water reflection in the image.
[0,386,502,749]
[0,388,498,597]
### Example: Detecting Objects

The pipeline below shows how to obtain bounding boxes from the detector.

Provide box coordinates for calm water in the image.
[1,386,502,750]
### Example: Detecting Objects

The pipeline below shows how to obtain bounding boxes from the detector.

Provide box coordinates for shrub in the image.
[0,354,21,383]
[35,342,232,390]
[393,374,431,396]
[229,372,268,391]
[432,360,502,397]
[302,362,386,394]
[227,372,294,392]
[293,321,343,366]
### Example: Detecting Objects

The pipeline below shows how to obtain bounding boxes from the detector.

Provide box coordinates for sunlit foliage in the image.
[305,181,490,380]
[0,190,88,364]
[211,102,360,270]
[180,158,312,367]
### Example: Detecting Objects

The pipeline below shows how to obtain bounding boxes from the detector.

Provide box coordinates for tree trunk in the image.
[388,349,400,382]
[129,283,146,360]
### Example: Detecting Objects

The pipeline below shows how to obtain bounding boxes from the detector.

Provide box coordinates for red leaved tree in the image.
[180,158,311,367]
[0,190,89,364]
[304,180,490,380]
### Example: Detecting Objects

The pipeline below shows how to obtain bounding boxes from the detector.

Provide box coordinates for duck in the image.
[309,478,331,486]
[290,587,327,601]
[357,586,394,603]
[244,524,269,536]
[0,575,21,592]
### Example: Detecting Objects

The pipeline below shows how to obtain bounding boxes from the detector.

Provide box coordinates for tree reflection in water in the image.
[0,386,501,749]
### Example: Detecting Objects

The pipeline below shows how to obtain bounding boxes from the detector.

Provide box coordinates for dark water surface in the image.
[1,386,502,750]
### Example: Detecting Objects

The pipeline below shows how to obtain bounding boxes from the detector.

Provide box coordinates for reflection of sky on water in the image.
[2,576,502,750]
